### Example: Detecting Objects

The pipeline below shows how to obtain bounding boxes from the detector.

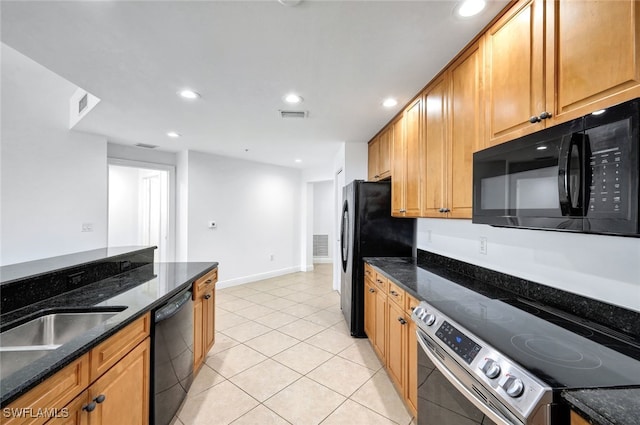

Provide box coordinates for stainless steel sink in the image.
[0,310,123,377]
[0,312,119,350]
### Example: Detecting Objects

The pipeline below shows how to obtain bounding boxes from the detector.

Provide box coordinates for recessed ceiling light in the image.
[278,0,302,7]
[284,93,303,104]
[167,131,181,138]
[536,145,548,151]
[457,0,486,17]
[294,159,302,163]
[178,89,200,100]
[592,109,606,116]
[382,98,398,108]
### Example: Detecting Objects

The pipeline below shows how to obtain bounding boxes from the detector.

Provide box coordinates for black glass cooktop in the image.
[427,295,640,389]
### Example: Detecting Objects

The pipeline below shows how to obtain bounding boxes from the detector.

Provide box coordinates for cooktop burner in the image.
[511,334,603,370]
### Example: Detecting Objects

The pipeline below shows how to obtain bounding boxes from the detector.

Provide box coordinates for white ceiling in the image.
[0,0,508,170]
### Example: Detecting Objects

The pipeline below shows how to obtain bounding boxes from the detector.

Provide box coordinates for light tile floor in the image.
[174,264,414,425]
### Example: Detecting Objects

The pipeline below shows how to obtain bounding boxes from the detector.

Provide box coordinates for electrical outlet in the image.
[427,230,432,243]
[269,254,275,261]
[81,223,93,232]
[479,237,488,255]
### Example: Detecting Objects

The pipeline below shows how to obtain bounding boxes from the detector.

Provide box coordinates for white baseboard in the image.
[217,266,302,289]
[300,263,315,272]
[313,257,333,264]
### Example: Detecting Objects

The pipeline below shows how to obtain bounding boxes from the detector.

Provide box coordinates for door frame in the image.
[107,158,176,262]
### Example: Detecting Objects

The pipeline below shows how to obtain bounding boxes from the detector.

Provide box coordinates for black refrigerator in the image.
[340,180,415,337]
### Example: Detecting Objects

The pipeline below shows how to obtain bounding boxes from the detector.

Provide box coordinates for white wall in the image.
[108,142,177,166]
[108,166,140,246]
[185,151,302,287]
[313,180,334,261]
[417,218,640,313]
[1,44,108,265]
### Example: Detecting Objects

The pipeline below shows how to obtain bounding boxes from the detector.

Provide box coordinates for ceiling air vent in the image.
[280,110,308,119]
[135,143,158,149]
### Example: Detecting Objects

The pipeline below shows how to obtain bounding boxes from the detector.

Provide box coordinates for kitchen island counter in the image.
[0,261,217,407]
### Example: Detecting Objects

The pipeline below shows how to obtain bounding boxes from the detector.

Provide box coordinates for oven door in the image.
[416,328,518,425]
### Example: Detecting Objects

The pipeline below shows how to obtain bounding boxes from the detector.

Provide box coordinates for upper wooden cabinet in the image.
[486,0,640,147]
[422,40,484,219]
[547,0,640,124]
[392,97,423,217]
[368,126,392,181]
[485,0,545,146]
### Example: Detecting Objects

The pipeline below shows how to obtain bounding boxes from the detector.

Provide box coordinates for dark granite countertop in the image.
[562,389,640,425]
[0,246,154,285]
[0,261,218,407]
[364,255,640,425]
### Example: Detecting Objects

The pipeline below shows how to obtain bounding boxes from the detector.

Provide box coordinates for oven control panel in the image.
[436,321,481,365]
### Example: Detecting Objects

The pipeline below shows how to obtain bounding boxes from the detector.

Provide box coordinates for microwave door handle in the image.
[558,134,582,215]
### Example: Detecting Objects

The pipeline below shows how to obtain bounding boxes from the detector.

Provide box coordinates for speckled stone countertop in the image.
[562,389,640,425]
[0,261,217,407]
[365,255,640,425]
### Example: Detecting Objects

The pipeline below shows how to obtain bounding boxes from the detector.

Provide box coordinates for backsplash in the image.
[0,247,155,316]
[417,249,640,340]
[416,218,640,313]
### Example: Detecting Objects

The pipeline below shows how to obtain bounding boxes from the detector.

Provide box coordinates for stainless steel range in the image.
[410,271,640,425]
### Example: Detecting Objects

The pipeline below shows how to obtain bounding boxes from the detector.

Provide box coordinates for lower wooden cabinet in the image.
[4,314,150,425]
[364,263,418,418]
[193,268,217,372]
[62,338,150,425]
[570,410,590,425]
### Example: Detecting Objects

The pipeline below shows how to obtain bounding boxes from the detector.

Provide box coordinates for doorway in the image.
[107,159,175,262]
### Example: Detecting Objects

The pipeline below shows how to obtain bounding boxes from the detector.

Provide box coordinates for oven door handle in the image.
[416,331,519,425]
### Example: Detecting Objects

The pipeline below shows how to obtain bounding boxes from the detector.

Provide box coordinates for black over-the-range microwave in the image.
[473,98,640,236]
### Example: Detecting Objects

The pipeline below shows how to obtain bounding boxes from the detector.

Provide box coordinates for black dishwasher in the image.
[152,287,194,425]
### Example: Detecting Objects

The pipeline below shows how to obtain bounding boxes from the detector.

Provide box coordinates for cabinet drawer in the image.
[405,293,420,316]
[194,268,218,298]
[374,272,388,291]
[89,313,150,382]
[387,281,405,307]
[364,264,375,282]
[3,356,89,425]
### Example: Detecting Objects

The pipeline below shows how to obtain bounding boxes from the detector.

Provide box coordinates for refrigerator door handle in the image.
[340,200,349,273]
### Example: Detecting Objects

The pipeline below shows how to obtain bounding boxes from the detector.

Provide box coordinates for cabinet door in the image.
[373,290,387,360]
[386,301,406,393]
[406,319,418,417]
[193,298,204,372]
[449,40,484,219]
[404,97,424,216]
[364,278,376,339]
[368,137,380,181]
[89,338,150,425]
[378,127,392,180]
[422,77,448,218]
[570,411,590,425]
[204,289,215,355]
[54,391,89,425]
[485,0,545,146]
[391,115,406,216]
[547,0,640,124]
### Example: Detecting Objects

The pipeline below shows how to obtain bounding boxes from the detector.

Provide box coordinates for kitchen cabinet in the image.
[4,314,150,425]
[546,0,640,124]
[422,40,484,219]
[486,0,640,147]
[193,268,217,372]
[373,272,388,361]
[386,296,406,393]
[392,97,423,217]
[363,263,418,418]
[364,270,376,341]
[368,127,392,181]
[405,294,419,417]
[570,411,589,425]
[485,0,545,147]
